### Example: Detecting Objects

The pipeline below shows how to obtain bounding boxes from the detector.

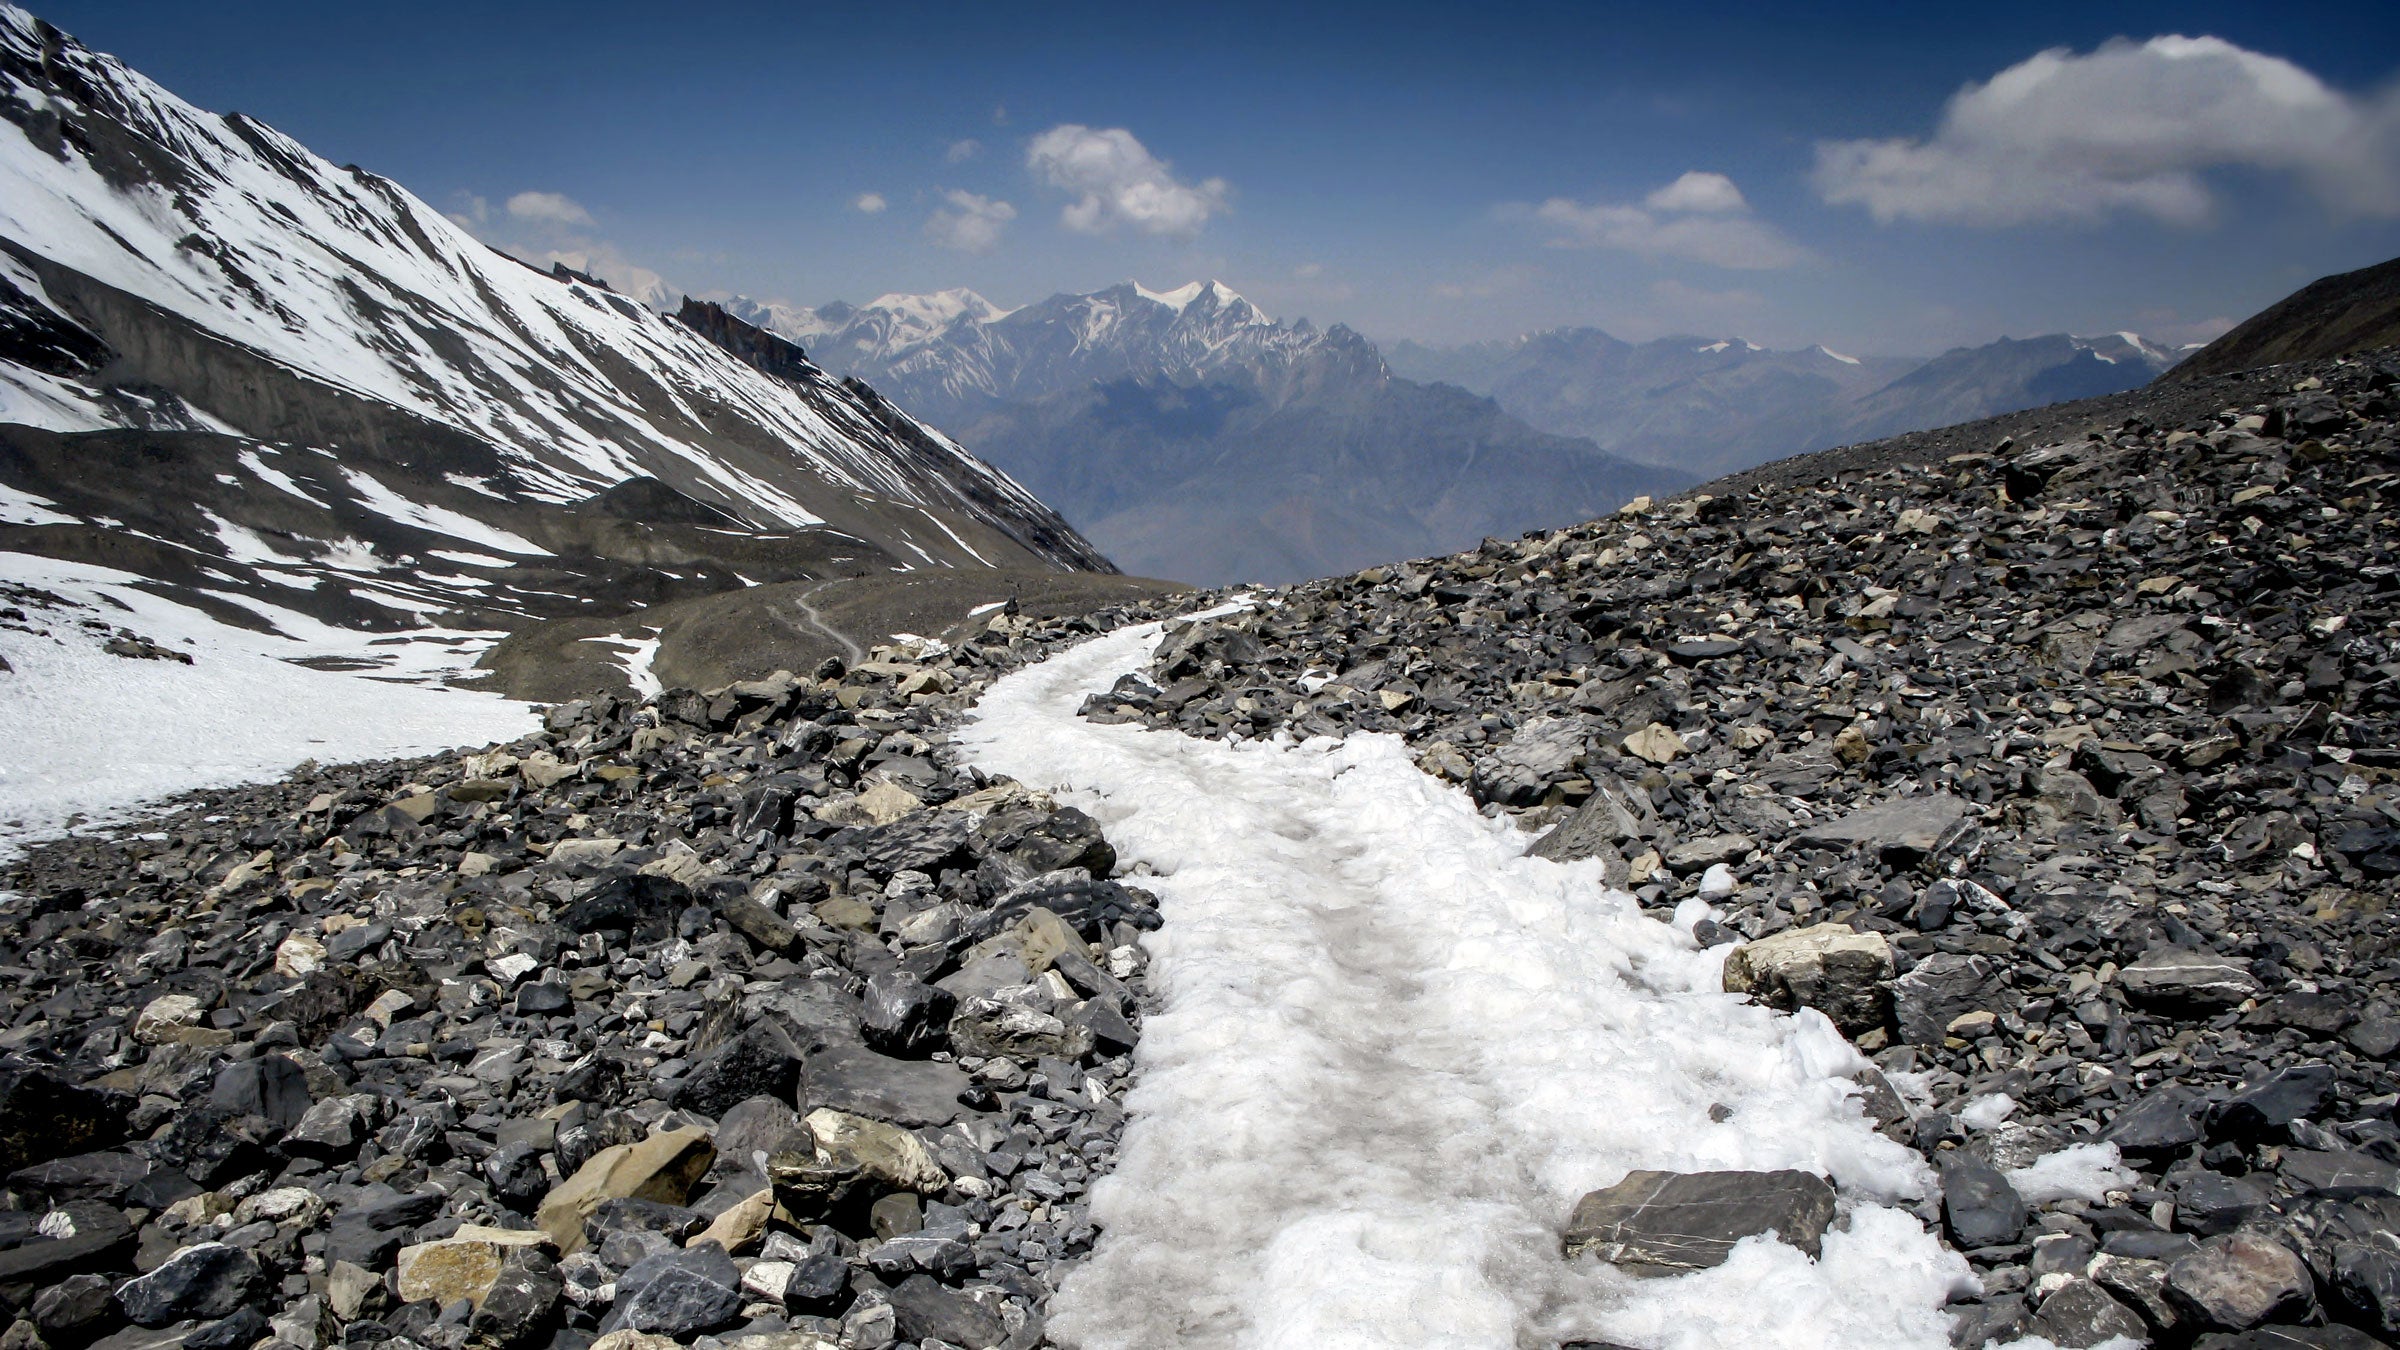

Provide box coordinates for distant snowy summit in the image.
[727,278,1363,429]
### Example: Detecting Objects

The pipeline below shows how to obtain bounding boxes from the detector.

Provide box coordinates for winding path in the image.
[955,616,1974,1350]
[789,579,864,666]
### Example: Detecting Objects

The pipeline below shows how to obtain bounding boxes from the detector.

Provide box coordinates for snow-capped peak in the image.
[862,287,1012,329]
[1131,279,1266,323]
[1813,344,1862,366]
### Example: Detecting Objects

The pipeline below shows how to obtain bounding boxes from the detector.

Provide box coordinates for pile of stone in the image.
[1080,352,2400,1348]
[0,595,1188,1350]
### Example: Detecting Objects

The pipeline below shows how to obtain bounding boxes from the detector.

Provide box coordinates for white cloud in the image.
[853,192,888,214]
[1644,171,1748,214]
[1509,173,1806,269]
[924,189,1016,254]
[1026,124,1229,237]
[1814,35,2400,226]
[946,139,982,164]
[505,190,595,227]
[1294,262,1324,279]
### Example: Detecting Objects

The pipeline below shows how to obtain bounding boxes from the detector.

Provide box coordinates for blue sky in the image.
[33,0,2400,354]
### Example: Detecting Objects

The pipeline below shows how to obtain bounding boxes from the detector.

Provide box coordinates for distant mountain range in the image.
[739,283,1681,585]
[748,279,2190,580]
[0,6,1109,699]
[1387,328,2186,481]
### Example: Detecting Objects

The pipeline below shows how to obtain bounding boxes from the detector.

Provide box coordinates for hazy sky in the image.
[33,0,2400,354]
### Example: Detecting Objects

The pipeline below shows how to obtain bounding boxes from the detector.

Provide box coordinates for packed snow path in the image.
[957,615,1981,1350]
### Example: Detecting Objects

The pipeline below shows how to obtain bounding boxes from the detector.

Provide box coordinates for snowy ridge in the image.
[0,5,1076,547]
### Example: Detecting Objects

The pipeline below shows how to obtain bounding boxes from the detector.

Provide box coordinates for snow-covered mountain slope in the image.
[0,7,1109,649]
[1387,328,2184,479]
[740,281,1685,585]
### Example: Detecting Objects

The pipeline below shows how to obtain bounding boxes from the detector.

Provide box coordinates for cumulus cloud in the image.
[1644,171,1748,214]
[1508,173,1806,269]
[945,139,982,164]
[1814,35,2400,225]
[1026,124,1229,237]
[505,190,595,227]
[853,192,888,214]
[924,189,1016,253]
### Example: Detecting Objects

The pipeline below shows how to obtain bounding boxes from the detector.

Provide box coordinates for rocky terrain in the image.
[1074,348,2400,1347]
[0,591,1195,1350]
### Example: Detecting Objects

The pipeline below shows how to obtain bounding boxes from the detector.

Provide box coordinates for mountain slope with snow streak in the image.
[0,5,1092,561]
[959,614,1978,1350]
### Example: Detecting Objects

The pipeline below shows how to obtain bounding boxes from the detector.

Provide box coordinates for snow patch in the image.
[0,552,534,860]
[2006,1143,2135,1205]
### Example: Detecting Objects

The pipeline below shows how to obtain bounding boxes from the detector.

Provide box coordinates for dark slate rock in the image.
[832,812,973,881]
[2026,1276,2150,1348]
[515,982,572,1016]
[2175,1172,2275,1237]
[1942,1158,2029,1249]
[1893,953,2014,1047]
[601,1243,742,1337]
[1561,1169,1835,1273]
[675,1023,803,1119]
[8,1149,150,1205]
[468,1247,562,1350]
[116,1243,263,1328]
[29,1271,116,1340]
[180,1307,270,1350]
[888,1274,1007,1350]
[0,1071,127,1175]
[2120,948,2263,1013]
[206,1054,311,1130]
[2104,1087,2211,1160]
[1795,794,1969,862]
[860,971,957,1058]
[2209,1065,2337,1144]
[0,1200,133,1289]
[801,1041,972,1127]
[2279,1149,2400,1197]
[556,873,691,936]
[2191,1328,2393,1350]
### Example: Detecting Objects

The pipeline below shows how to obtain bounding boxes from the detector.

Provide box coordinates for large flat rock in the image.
[1562,1169,1836,1275]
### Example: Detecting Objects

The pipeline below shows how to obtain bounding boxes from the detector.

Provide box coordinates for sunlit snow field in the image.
[0,552,536,860]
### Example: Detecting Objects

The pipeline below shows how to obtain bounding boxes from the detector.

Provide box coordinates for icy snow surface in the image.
[958,615,1975,1350]
[0,554,536,860]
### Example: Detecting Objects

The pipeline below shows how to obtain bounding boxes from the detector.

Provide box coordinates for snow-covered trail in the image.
[956,616,1978,1350]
